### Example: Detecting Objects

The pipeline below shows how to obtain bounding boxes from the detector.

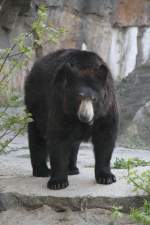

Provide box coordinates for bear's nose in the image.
[79,114,90,123]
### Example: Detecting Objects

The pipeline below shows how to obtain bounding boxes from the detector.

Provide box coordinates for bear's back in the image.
[25,49,104,93]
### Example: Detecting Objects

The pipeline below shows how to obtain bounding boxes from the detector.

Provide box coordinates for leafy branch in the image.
[113,157,150,169]
[0,4,65,152]
[126,162,150,225]
[112,157,150,225]
[127,169,150,195]
[0,44,16,73]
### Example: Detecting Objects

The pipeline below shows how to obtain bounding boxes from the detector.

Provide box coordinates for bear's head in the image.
[54,61,112,124]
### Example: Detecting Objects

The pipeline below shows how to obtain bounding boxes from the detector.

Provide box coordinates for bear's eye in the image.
[76,93,85,102]
[78,93,85,98]
[76,93,85,99]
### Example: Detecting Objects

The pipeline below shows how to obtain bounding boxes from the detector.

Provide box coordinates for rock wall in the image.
[0,0,150,79]
[0,0,150,148]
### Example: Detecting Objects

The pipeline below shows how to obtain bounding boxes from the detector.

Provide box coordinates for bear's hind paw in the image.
[33,165,51,177]
[68,167,79,175]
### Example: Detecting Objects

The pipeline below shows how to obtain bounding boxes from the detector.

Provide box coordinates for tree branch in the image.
[0,44,16,73]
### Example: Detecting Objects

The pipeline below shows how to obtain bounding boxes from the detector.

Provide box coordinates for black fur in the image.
[24,49,119,190]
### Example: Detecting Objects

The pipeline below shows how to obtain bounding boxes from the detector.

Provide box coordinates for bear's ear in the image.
[97,64,108,85]
[54,63,74,85]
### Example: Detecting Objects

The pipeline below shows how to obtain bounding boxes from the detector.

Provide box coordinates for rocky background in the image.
[0,0,150,149]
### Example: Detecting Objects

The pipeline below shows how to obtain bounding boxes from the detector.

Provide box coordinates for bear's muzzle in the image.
[77,100,94,124]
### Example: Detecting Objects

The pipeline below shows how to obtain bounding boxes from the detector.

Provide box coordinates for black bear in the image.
[24,49,119,190]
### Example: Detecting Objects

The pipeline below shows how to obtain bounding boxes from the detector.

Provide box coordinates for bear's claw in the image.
[96,172,116,185]
[47,178,69,190]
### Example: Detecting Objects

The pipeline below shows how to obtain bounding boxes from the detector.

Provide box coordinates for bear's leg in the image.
[47,140,71,190]
[68,142,80,175]
[28,122,51,177]
[92,120,117,185]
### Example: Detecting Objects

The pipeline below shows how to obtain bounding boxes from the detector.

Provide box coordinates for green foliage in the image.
[127,163,150,224]
[0,108,32,151]
[111,206,123,220]
[113,157,150,169]
[109,206,123,225]
[130,200,150,225]
[112,157,150,225]
[128,169,150,195]
[32,4,48,42]
[0,4,65,152]
[32,4,65,46]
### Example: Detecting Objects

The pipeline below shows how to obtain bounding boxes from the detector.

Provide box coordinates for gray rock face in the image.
[0,0,150,79]
[38,0,64,7]
[66,0,114,17]
[117,61,150,132]
[112,0,150,27]
[119,101,150,149]
[117,62,150,149]
[134,102,150,146]
[0,0,31,31]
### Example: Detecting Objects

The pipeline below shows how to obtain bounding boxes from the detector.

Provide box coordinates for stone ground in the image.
[0,207,137,225]
[0,135,150,225]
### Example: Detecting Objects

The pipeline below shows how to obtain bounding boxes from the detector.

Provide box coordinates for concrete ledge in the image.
[0,184,149,213]
[0,138,150,212]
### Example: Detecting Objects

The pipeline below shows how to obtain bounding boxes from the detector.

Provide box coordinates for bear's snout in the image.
[77,99,94,124]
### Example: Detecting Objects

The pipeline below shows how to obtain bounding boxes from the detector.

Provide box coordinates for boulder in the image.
[117,61,150,134]
[119,102,150,149]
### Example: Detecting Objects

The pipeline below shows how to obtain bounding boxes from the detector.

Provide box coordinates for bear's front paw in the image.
[47,177,69,190]
[96,172,116,185]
